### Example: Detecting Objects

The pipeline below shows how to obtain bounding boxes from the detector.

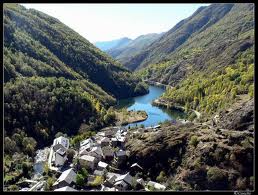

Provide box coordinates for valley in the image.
[3,3,254,192]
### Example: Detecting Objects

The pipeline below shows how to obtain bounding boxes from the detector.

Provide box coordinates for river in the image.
[117,85,186,128]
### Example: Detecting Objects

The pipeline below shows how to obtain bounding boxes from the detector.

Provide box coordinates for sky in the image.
[21,3,210,43]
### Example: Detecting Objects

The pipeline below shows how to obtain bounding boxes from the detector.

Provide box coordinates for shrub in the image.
[147,184,156,191]
[193,158,202,170]
[188,112,197,121]
[156,171,167,183]
[236,177,247,190]
[46,177,55,190]
[79,168,88,178]
[67,149,76,162]
[189,135,199,147]
[76,173,85,187]
[8,185,19,191]
[169,181,184,191]
[207,167,228,189]
[89,175,104,187]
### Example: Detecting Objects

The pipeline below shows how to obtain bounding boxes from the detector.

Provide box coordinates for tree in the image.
[79,168,88,178]
[4,137,16,153]
[89,176,104,187]
[67,149,76,162]
[95,101,101,113]
[22,162,30,177]
[76,173,85,187]
[189,135,199,147]
[156,171,167,183]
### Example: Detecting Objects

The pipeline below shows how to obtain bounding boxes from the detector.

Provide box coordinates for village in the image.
[19,125,168,191]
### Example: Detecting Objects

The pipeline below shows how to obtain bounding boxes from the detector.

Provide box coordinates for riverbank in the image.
[152,98,201,120]
[114,109,148,126]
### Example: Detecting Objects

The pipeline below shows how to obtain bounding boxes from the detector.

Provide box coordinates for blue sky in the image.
[22,4,210,43]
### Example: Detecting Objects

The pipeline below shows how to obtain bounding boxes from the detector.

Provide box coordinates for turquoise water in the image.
[117,85,186,128]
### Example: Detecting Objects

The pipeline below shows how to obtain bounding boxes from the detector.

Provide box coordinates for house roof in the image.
[97,132,106,137]
[105,130,115,137]
[91,146,103,157]
[93,170,104,176]
[115,149,126,157]
[80,138,93,147]
[136,178,145,186]
[53,136,69,149]
[102,146,114,157]
[101,137,110,143]
[130,163,143,170]
[114,180,128,188]
[111,137,118,142]
[56,148,66,156]
[106,174,117,183]
[98,161,108,168]
[79,142,94,154]
[117,136,126,142]
[106,172,121,180]
[53,168,76,186]
[79,155,96,162]
[115,172,132,185]
[147,181,166,190]
[54,186,77,191]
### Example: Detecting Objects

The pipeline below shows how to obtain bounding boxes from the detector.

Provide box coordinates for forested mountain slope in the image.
[136,3,254,116]
[4,4,147,99]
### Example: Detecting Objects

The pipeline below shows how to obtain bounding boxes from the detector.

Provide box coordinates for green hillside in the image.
[136,3,254,116]
[4,3,148,99]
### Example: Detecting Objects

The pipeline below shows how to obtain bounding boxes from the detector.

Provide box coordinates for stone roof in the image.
[114,180,128,188]
[115,149,126,157]
[53,168,76,186]
[80,138,94,147]
[98,161,108,168]
[91,146,103,157]
[102,146,114,157]
[101,137,110,143]
[115,172,133,185]
[79,155,96,162]
[93,170,104,176]
[56,148,66,156]
[53,136,69,149]
[147,181,166,190]
[54,186,77,191]
[130,163,143,170]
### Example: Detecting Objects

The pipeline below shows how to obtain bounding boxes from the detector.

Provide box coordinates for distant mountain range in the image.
[94,37,132,51]
[106,33,164,68]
